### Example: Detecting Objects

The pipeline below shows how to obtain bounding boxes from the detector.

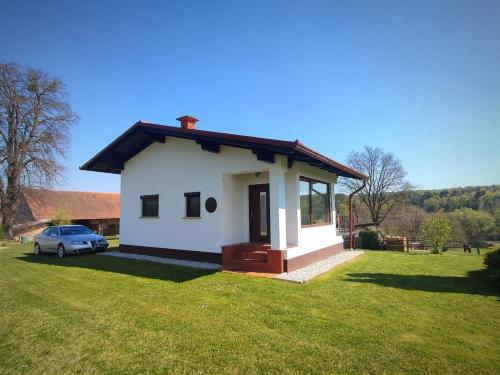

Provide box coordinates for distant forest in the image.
[336,185,499,242]
[409,185,499,214]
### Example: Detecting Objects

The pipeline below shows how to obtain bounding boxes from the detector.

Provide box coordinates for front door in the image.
[249,184,270,243]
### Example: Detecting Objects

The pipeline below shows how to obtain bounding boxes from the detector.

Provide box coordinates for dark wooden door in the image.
[249,184,270,243]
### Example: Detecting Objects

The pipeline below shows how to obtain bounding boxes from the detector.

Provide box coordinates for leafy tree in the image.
[410,185,499,214]
[423,196,443,212]
[340,146,412,226]
[421,214,451,253]
[439,189,450,198]
[52,206,72,226]
[479,191,500,212]
[0,62,77,237]
[494,209,500,240]
[448,208,496,244]
[335,193,349,216]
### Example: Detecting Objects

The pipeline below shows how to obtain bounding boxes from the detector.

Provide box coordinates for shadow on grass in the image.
[345,270,499,298]
[17,248,218,283]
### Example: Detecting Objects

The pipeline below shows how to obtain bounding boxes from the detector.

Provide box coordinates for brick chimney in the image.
[176,115,198,130]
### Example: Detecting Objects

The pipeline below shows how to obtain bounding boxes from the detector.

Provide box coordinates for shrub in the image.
[52,206,72,226]
[421,214,451,254]
[360,230,381,250]
[484,248,500,269]
[484,248,500,288]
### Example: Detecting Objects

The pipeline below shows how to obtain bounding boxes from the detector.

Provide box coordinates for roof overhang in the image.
[80,121,367,180]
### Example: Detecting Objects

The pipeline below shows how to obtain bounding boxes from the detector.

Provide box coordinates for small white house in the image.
[81,116,366,273]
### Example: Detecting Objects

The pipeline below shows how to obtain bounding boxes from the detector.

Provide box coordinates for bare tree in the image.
[0,62,77,237]
[381,204,427,237]
[340,146,412,227]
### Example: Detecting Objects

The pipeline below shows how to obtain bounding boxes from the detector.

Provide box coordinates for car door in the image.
[46,227,59,252]
[37,228,51,250]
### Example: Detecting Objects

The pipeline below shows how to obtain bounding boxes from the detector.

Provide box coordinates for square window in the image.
[140,194,159,217]
[185,192,200,217]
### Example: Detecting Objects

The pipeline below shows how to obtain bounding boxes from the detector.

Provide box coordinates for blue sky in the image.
[1,0,499,192]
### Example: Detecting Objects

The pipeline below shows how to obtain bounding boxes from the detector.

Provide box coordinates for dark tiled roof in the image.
[16,189,120,223]
[80,121,367,180]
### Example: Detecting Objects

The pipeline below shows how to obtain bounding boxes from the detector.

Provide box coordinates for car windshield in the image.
[59,226,93,236]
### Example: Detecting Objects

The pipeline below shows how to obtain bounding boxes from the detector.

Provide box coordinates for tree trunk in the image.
[1,169,21,239]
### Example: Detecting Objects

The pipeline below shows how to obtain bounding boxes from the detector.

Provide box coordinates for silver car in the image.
[33,225,109,258]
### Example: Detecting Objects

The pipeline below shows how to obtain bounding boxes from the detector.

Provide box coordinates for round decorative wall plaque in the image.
[205,197,217,213]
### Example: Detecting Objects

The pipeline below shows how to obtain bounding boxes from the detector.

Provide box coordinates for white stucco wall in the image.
[285,170,299,246]
[120,137,276,253]
[284,163,343,260]
[120,136,342,257]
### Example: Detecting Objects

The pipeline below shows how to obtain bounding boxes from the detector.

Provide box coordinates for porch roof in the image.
[80,121,367,180]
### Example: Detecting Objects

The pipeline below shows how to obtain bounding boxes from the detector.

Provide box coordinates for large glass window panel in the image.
[311,181,329,224]
[300,178,331,226]
[300,179,311,225]
[259,192,267,236]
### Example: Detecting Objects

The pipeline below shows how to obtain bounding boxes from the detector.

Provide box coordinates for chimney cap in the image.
[176,115,198,130]
[176,115,199,123]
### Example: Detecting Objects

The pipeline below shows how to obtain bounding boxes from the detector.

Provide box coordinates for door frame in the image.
[248,183,271,243]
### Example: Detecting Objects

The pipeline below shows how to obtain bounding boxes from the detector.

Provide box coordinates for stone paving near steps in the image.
[98,251,222,270]
[276,250,364,284]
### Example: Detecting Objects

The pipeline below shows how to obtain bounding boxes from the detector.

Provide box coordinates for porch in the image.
[221,162,342,274]
[222,164,291,252]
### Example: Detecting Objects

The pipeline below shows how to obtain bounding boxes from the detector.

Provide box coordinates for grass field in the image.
[1,241,499,374]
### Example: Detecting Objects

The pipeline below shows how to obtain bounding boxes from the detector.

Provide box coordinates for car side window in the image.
[42,228,51,236]
[47,228,58,237]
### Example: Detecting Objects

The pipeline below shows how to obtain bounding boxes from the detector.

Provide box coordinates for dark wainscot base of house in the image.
[284,242,343,272]
[119,242,343,274]
[119,244,221,264]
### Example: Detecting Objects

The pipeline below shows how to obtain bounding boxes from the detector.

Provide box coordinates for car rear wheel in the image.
[34,243,41,256]
[57,244,66,259]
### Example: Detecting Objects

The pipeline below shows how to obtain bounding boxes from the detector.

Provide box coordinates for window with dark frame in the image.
[140,194,159,217]
[299,177,331,226]
[184,192,201,218]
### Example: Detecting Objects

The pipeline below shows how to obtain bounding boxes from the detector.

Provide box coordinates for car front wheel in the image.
[57,244,66,259]
[34,243,41,256]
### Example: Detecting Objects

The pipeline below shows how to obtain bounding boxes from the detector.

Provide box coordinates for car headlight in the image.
[71,241,86,245]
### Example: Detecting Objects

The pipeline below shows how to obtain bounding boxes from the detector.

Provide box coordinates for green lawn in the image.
[1,242,499,375]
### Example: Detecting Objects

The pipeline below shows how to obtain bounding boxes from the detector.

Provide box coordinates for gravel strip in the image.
[98,251,221,270]
[276,250,364,283]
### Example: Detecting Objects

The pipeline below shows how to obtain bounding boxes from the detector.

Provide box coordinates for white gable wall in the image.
[120,137,277,253]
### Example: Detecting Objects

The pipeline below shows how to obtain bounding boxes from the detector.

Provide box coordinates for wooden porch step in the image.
[237,249,268,263]
[221,242,283,273]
